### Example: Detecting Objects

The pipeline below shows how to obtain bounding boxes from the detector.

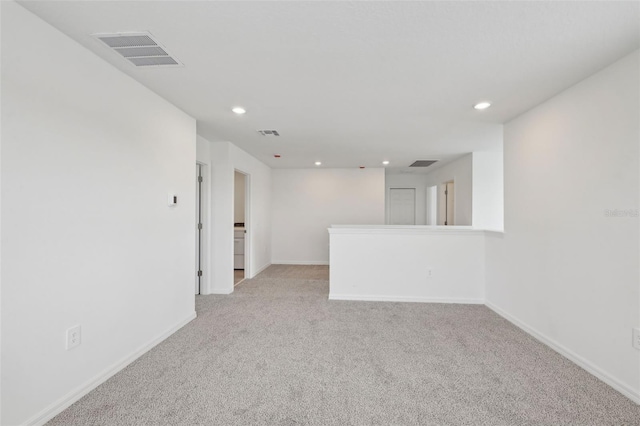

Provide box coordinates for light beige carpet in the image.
[48,265,640,425]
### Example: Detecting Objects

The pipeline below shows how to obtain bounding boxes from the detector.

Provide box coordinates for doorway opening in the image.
[234,170,249,286]
[438,180,455,225]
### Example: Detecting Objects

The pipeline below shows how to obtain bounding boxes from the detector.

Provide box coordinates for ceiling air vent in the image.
[93,32,182,68]
[257,130,280,136]
[409,160,438,167]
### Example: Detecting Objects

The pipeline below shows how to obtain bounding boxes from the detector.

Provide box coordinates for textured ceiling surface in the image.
[17,1,640,170]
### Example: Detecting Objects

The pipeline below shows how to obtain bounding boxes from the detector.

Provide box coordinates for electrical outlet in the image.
[633,328,640,350]
[66,325,81,350]
[426,268,433,278]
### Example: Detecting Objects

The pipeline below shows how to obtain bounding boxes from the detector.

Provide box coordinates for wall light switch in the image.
[168,194,178,207]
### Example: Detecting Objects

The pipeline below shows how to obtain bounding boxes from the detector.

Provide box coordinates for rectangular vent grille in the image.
[100,35,156,48]
[409,160,438,167]
[257,130,280,136]
[129,57,179,67]
[94,32,182,68]
[115,46,168,58]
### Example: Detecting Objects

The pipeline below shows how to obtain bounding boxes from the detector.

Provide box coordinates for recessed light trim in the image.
[474,102,491,110]
[382,161,390,165]
[315,161,322,166]
[232,106,246,115]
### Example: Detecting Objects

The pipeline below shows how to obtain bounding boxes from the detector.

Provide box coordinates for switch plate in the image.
[633,328,640,350]
[66,325,81,350]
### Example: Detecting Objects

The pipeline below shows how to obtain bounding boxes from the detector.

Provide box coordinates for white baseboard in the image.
[485,301,640,405]
[251,262,271,277]
[272,261,330,265]
[208,286,233,295]
[329,294,484,304]
[26,311,198,426]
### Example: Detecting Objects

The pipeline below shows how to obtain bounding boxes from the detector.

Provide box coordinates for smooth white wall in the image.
[1,3,197,425]
[196,136,211,165]
[231,144,271,276]
[0,2,2,422]
[486,51,640,402]
[329,227,485,303]
[208,140,271,293]
[0,3,3,422]
[385,172,428,225]
[472,152,504,231]
[423,155,473,226]
[271,168,385,264]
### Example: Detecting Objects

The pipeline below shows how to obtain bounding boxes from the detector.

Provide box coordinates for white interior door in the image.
[426,185,437,225]
[389,188,416,225]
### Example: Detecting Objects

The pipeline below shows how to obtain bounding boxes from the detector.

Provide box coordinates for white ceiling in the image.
[18,1,640,170]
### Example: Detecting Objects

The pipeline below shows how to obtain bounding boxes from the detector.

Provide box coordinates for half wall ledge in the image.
[328,225,490,303]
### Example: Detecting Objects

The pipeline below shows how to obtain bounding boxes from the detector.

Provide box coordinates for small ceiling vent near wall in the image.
[409,160,438,167]
[257,130,280,136]
[93,32,182,67]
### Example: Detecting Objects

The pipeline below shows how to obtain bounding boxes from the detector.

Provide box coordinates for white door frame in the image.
[196,162,210,294]
[426,185,437,225]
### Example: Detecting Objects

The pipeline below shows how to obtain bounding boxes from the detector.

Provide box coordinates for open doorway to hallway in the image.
[234,170,249,285]
[438,180,455,225]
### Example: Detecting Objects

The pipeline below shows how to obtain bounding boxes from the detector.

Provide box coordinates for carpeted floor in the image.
[48,265,640,425]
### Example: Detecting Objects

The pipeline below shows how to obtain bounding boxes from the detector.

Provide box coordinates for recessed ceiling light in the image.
[382,161,390,165]
[232,106,246,115]
[473,102,491,110]
[315,161,322,166]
